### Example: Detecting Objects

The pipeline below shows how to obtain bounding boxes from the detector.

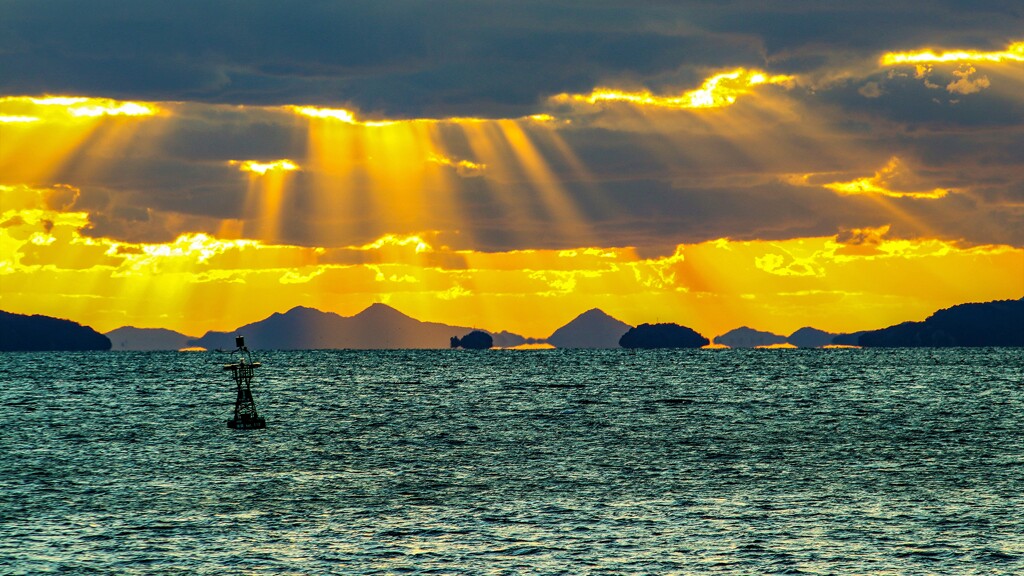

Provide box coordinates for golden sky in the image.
[2,28,1023,339]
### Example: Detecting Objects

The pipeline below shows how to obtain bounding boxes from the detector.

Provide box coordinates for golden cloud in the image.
[230,159,300,175]
[946,64,991,95]
[426,154,486,177]
[822,157,951,200]
[881,41,1024,66]
[2,205,1021,339]
[0,96,160,121]
[551,68,795,110]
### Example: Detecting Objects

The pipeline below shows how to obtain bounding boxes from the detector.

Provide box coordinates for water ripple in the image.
[0,348,1021,574]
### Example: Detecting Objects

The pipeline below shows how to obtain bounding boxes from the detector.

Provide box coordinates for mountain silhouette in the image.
[787,327,836,348]
[547,308,631,348]
[713,326,787,348]
[857,298,1024,347]
[14,297,1022,351]
[1,310,111,351]
[107,327,194,350]
[189,304,526,350]
[830,331,868,346]
[619,323,709,349]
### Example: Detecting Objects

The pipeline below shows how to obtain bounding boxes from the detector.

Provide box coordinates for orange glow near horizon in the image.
[2,189,1021,338]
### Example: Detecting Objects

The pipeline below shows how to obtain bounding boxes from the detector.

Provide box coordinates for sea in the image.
[1,348,1022,575]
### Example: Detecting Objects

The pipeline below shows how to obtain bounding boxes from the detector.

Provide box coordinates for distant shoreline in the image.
[2,297,1021,351]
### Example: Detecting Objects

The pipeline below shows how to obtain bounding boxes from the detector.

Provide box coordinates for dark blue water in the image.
[1,349,1022,574]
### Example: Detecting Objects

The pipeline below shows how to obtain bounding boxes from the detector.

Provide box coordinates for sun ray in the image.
[302,114,373,241]
[495,119,592,246]
[230,159,300,242]
[457,120,533,246]
[419,122,478,248]
[0,96,163,186]
[363,121,432,230]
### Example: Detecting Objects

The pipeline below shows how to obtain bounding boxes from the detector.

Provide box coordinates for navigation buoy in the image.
[225,335,266,429]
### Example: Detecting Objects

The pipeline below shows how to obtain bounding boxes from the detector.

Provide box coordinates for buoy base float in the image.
[227,415,266,429]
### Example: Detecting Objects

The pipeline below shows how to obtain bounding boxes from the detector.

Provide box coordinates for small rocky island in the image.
[619,323,709,349]
[450,330,494,350]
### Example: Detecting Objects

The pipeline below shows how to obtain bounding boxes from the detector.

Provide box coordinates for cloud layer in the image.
[3,1,1022,113]
[2,2,1022,335]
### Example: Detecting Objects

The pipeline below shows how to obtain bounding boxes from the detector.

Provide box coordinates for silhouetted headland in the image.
[451,330,494,350]
[0,311,111,351]
[619,323,709,349]
[857,298,1024,347]
[831,332,868,346]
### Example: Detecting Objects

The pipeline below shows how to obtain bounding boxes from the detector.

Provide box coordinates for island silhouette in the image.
[450,331,494,350]
[107,326,195,351]
[619,323,709,349]
[2,297,1021,351]
[714,326,787,348]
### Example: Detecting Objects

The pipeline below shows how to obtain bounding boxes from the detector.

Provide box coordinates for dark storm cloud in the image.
[6,1,1022,250]
[6,0,1020,116]
[692,0,1023,52]
[2,1,427,103]
[156,105,306,162]
[814,67,1024,128]
[583,177,1023,250]
[8,0,999,116]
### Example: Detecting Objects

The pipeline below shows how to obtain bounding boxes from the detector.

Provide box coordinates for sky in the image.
[1,0,1022,339]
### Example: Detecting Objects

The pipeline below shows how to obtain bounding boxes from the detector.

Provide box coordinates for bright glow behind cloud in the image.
[823,158,952,200]
[881,41,1024,65]
[291,106,360,124]
[2,196,1020,338]
[231,159,300,175]
[0,115,40,123]
[18,96,159,118]
[553,69,794,110]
